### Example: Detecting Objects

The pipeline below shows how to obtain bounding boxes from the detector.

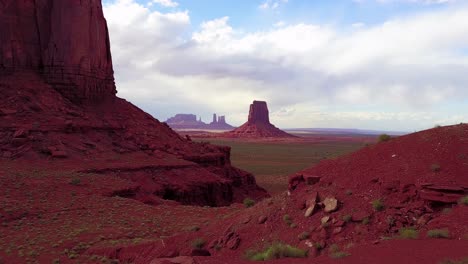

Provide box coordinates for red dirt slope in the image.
[102,125,468,263]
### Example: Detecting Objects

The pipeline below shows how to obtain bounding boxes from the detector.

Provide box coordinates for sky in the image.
[102,0,468,132]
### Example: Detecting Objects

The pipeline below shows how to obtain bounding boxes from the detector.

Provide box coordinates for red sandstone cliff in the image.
[0,0,268,206]
[0,0,115,102]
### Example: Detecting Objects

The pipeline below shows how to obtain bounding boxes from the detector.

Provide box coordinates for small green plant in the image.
[361,217,370,225]
[314,242,324,250]
[459,196,468,205]
[371,199,385,211]
[69,177,81,186]
[430,163,441,172]
[342,214,352,222]
[191,238,206,249]
[427,229,450,239]
[328,244,350,259]
[187,226,200,232]
[297,231,310,241]
[378,134,391,142]
[439,258,468,264]
[442,208,452,214]
[243,198,255,208]
[283,214,292,226]
[399,227,419,239]
[245,242,307,261]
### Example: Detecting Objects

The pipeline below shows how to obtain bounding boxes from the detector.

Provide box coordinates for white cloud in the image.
[259,0,289,10]
[152,0,178,7]
[104,0,468,130]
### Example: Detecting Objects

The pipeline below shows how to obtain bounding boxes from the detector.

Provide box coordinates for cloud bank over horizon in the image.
[103,0,468,131]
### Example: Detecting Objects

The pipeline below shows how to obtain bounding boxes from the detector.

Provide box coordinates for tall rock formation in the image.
[224,100,294,138]
[248,101,270,124]
[0,0,267,206]
[0,0,116,102]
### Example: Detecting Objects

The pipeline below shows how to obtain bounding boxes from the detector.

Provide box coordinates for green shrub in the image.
[371,199,385,211]
[283,214,292,226]
[399,227,419,239]
[187,226,200,232]
[459,196,468,205]
[439,258,468,264]
[69,177,81,186]
[314,242,324,250]
[378,134,391,142]
[243,198,255,208]
[297,232,310,241]
[245,242,307,261]
[427,229,450,239]
[328,244,350,259]
[191,238,206,249]
[361,217,370,225]
[430,163,441,172]
[342,214,352,222]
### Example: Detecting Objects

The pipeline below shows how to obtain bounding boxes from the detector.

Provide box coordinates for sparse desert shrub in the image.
[399,227,419,239]
[283,214,292,226]
[371,199,385,211]
[69,177,81,186]
[439,258,468,264]
[430,163,441,172]
[314,242,324,250]
[245,242,307,261]
[442,208,452,214]
[361,217,370,225]
[459,196,468,205]
[243,198,255,208]
[427,229,450,239]
[187,226,200,232]
[378,134,391,143]
[297,231,310,241]
[191,238,206,249]
[328,244,350,259]
[342,214,352,222]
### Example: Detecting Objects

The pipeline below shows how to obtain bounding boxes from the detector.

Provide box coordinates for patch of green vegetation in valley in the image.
[196,139,365,194]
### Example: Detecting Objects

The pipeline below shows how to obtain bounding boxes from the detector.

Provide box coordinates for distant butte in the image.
[224,100,295,138]
[166,113,235,130]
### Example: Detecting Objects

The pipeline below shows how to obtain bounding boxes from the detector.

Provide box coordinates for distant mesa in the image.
[224,100,295,138]
[166,113,234,130]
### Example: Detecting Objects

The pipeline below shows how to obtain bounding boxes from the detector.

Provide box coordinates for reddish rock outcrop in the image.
[0,0,116,103]
[223,100,294,138]
[0,0,268,206]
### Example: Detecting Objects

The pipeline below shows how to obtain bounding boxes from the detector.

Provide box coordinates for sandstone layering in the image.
[224,100,294,138]
[0,0,267,206]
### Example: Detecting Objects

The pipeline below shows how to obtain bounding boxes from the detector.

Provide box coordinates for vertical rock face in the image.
[0,0,116,102]
[218,116,226,124]
[248,101,270,124]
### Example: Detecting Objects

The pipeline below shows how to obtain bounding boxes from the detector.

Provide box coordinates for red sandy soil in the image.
[90,124,467,264]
